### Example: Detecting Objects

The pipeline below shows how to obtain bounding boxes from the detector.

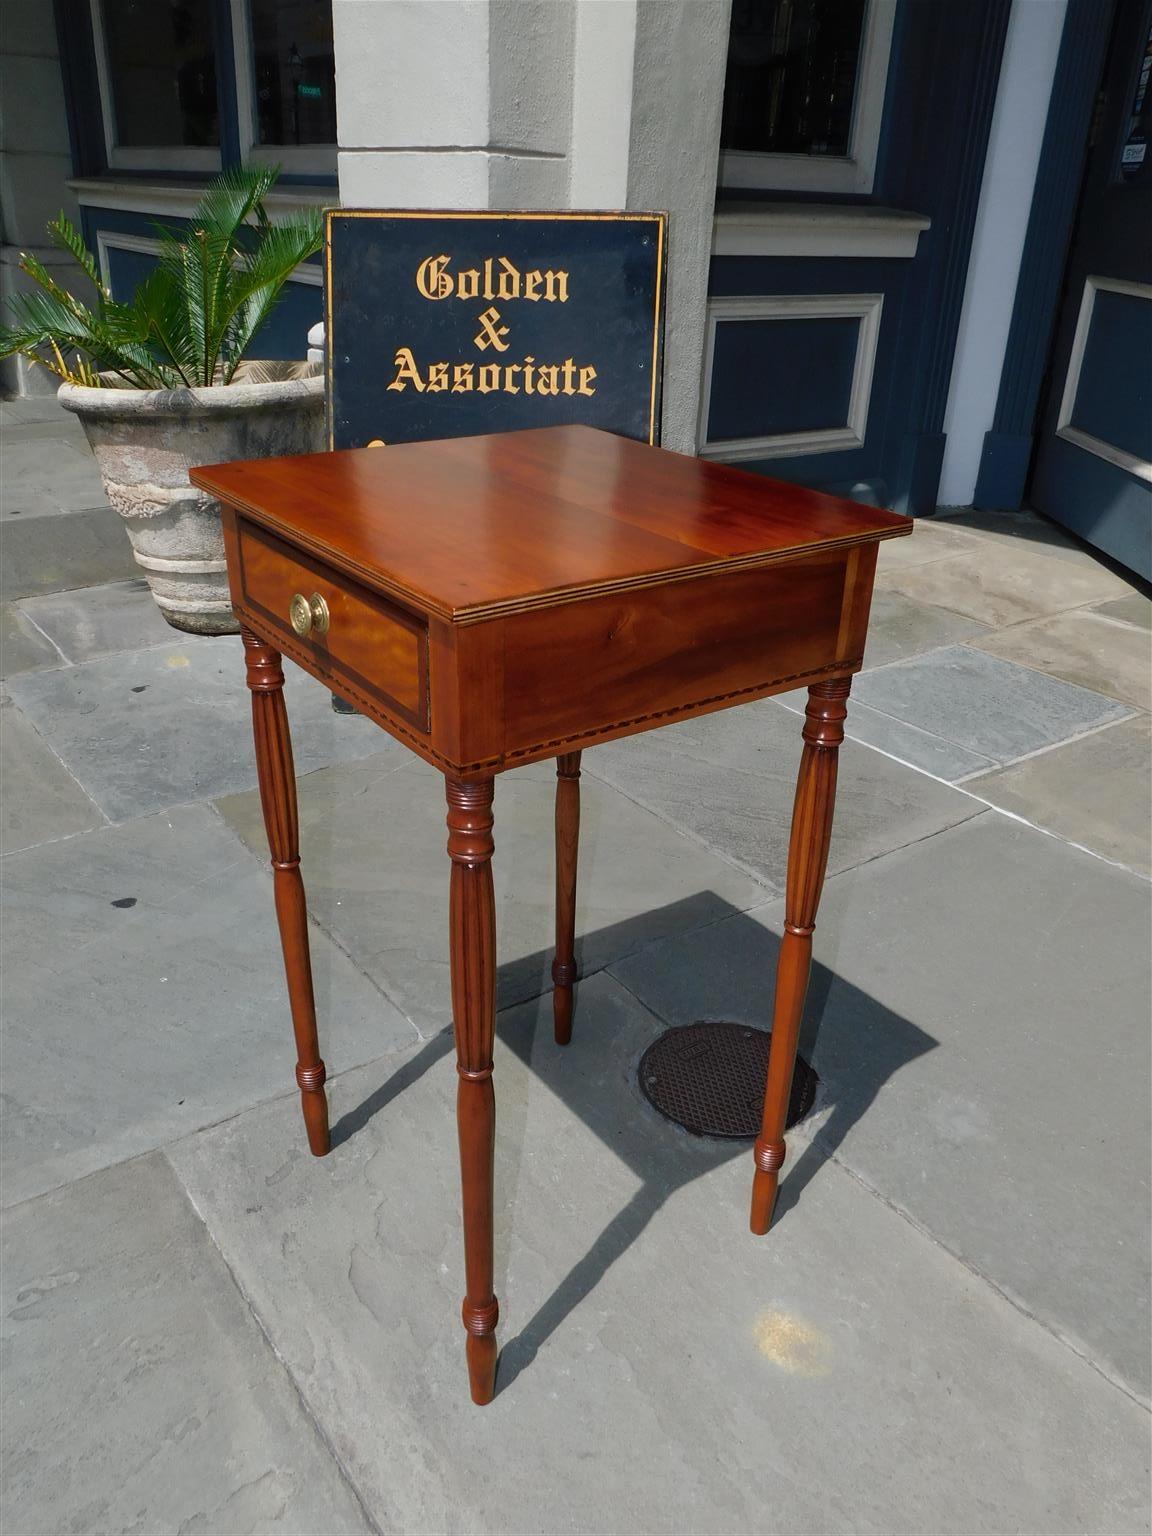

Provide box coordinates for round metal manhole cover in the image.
[638,1022,818,1140]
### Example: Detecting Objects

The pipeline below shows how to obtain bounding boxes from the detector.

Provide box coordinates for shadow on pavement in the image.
[329,893,938,1396]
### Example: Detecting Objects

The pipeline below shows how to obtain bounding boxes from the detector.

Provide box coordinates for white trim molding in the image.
[718,0,897,196]
[699,292,884,462]
[71,179,335,220]
[229,0,338,179]
[95,230,322,293]
[712,202,929,260]
[94,230,161,288]
[88,0,222,175]
[1056,275,1152,484]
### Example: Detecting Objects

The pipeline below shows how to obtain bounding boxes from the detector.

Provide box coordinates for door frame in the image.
[975,0,1118,509]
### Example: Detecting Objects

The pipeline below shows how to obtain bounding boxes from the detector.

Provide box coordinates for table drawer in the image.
[235,519,429,730]
[497,550,855,759]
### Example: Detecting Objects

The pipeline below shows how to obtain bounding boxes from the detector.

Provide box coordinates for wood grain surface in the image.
[193,424,910,624]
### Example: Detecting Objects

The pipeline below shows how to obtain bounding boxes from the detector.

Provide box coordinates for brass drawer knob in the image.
[289,591,330,637]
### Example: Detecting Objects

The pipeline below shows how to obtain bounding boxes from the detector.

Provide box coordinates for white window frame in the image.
[1056,275,1152,484]
[231,0,338,178]
[698,293,884,462]
[89,0,222,173]
[89,0,337,176]
[95,229,324,294]
[718,0,897,197]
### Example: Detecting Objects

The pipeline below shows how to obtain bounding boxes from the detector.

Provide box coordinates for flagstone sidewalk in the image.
[2,397,1149,1535]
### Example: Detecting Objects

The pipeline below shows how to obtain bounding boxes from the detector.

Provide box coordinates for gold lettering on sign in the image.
[388,247,599,405]
[415,255,453,301]
[474,306,510,353]
[387,349,597,398]
[414,253,571,303]
[387,347,425,393]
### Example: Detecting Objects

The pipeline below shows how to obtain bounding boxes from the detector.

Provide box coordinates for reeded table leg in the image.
[750,677,850,1235]
[242,627,329,1157]
[446,776,500,1405]
[552,751,582,1045]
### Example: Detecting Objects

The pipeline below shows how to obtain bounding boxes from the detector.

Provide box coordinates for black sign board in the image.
[324,210,666,451]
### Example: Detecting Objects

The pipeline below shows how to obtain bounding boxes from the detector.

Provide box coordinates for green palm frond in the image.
[1,286,176,388]
[222,214,323,381]
[46,212,111,301]
[0,165,323,388]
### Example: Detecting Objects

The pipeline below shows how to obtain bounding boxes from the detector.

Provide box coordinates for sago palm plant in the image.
[0,165,322,390]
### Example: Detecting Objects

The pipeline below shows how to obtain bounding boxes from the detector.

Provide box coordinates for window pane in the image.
[1117,20,1152,186]
[101,0,218,148]
[721,0,867,158]
[250,0,337,147]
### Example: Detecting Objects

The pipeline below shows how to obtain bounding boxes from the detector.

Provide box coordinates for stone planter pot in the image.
[58,361,324,635]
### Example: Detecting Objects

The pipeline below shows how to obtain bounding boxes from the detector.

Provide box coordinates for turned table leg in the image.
[242,627,329,1157]
[750,677,850,1235]
[446,776,500,1405]
[552,751,582,1045]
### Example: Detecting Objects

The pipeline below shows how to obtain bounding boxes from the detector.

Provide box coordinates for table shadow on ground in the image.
[325,895,938,1397]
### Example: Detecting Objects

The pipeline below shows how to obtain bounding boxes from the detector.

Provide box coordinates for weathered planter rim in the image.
[57,361,323,421]
[55,359,324,635]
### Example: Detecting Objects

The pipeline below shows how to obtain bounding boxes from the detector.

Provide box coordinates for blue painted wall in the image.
[707,313,859,441]
[707,255,911,501]
[80,206,323,363]
[707,0,1013,514]
[1068,289,1152,462]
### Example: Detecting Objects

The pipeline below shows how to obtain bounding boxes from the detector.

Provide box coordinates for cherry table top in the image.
[191,424,911,624]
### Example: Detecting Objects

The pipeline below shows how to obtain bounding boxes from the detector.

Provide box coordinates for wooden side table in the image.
[191,425,911,1405]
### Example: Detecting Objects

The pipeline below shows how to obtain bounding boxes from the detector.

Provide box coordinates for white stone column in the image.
[0,0,87,396]
[626,0,731,452]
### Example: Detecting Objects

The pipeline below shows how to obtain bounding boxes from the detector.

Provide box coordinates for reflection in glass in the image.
[101,0,218,148]
[1117,22,1152,185]
[250,0,336,147]
[720,0,867,158]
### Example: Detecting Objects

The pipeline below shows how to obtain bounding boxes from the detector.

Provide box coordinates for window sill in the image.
[69,177,338,219]
[712,202,931,261]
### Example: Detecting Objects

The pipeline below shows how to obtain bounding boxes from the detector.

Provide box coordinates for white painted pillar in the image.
[569,1,637,209]
[939,0,1068,506]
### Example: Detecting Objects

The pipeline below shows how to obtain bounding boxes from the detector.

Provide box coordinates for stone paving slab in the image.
[1,803,416,1206]
[1093,592,1152,630]
[16,577,175,663]
[0,398,80,428]
[876,539,1133,627]
[1,436,107,517]
[168,975,1151,1535]
[874,518,983,572]
[850,645,1132,773]
[937,506,1092,563]
[216,753,768,1034]
[1,1152,372,1536]
[0,416,93,449]
[585,697,984,881]
[967,714,1152,876]
[968,607,1152,711]
[860,588,992,669]
[5,636,387,821]
[774,688,999,781]
[0,505,137,601]
[0,602,60,678]
[612,813,1152,1401]
[0,693,102,854]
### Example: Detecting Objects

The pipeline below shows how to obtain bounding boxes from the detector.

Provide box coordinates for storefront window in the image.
[88,0,336,175]
[717,0,893,195]
[721,0,867,158]
[1117,20,1152,186]
[249,0,336,148]
[97,0,219,152]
